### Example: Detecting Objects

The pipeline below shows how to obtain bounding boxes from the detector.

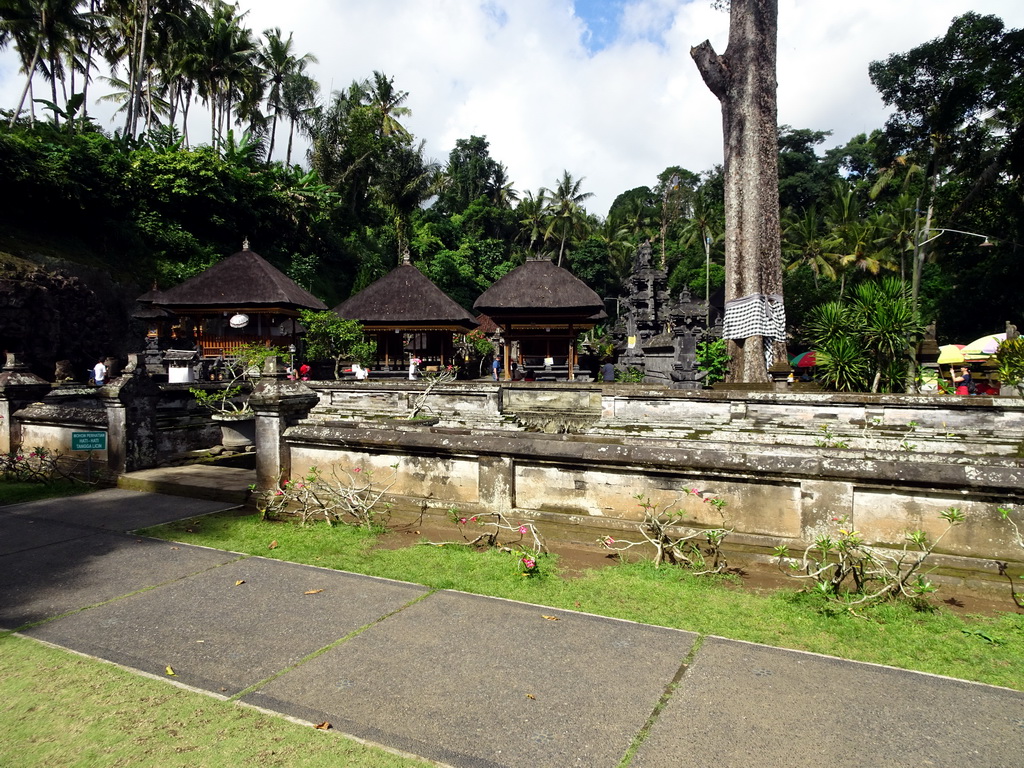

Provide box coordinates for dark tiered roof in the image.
[155,247,326,312]
[474,258,605,319]
[132,284,172,320]
[333,262,476,329]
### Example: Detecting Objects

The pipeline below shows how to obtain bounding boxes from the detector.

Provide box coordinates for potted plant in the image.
[190,343,284,448]
[993,337,1024,397]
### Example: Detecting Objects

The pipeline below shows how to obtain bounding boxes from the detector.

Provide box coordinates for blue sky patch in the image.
[574,0,626,52]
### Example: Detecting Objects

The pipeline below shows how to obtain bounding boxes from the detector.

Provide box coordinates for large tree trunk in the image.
[691,0,786,383]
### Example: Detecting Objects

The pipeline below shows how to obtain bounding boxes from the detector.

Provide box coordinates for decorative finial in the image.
[242,237,250,251]
[401,248,411,266]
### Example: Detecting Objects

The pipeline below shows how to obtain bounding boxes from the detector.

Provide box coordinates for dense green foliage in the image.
[806,278,924,393]
[299,310,375,378]
[0,4,1021,378]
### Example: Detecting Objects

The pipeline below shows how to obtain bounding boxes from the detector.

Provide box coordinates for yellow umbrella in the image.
[936,344,966,364]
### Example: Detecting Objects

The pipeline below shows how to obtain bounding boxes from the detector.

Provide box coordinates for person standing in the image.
[602,361,615,383]
[92,358,107,386]
[954,366,976,395]
[492,356,500,381]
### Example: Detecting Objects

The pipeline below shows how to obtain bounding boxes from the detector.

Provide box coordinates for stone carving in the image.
[613,243,720,386]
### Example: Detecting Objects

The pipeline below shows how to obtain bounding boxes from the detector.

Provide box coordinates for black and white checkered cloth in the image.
[722,293,786,368]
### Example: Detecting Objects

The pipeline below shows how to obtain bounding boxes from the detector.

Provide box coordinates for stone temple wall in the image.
[277,383,1024,588]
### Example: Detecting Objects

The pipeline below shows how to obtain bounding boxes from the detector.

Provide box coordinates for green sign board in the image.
[71,431,107,452]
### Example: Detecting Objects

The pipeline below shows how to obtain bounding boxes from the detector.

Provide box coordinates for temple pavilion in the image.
[474,257,605,380]
[333,258,476,373]
[151,241,326,358]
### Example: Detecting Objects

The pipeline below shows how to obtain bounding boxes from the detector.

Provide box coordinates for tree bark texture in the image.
[691,0,786,383]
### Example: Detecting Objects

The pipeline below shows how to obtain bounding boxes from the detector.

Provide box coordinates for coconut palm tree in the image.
[373,139,438,263]
[258,26,317,163]
[281,69,318,166]
[543,170,593,267]
[193,1,258,142]
[595,216,634,286]
[516,188,549,256]
[1,0,96,127]
[367,70,410,138]
[781,207,840,286]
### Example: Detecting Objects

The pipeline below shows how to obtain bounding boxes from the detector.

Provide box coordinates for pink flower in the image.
[353,467,362,473]
[459,518,467,525]
[691,487,700,495]
[518,525,528,534]
[522,558,536,569]
[604,536,615,545]
[274,490,284,496]
[470,516,477,522]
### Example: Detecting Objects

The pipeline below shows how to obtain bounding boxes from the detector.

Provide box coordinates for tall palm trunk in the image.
[10,37,44,127]
[130,0,150,138]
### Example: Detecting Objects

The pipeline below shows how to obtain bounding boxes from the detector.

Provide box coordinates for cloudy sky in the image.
[2,0,1023,216]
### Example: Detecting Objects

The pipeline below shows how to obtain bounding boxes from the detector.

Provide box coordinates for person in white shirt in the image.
[93,358,107,386]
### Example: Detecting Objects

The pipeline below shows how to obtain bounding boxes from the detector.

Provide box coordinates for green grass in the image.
[0,479,93,507]
[0,635,431,768]
[141,511,1024,691]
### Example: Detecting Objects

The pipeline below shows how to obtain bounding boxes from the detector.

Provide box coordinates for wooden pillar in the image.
[503,326,511,380]
[568,323,575,381]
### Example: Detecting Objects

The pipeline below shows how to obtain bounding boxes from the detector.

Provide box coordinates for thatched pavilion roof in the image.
[474,258,605,319]
[132,283,172,320]
[333,262,476,330]
[154,245,326,313]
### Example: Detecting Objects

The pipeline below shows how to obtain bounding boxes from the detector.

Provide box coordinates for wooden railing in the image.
[197,335,272,359]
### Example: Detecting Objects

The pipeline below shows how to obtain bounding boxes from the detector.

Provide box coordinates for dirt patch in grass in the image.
[371,519,1020,618]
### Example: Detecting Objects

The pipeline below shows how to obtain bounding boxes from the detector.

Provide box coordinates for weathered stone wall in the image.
[279,417,1024,586]
[304,380,1024,455]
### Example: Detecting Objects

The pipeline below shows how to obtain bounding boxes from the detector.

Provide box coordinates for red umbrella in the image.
[789,350,817,367]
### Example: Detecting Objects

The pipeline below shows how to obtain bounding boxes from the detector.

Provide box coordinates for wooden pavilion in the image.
[151,241,327,358]
[474,257,606,381]
[333,259,476,373]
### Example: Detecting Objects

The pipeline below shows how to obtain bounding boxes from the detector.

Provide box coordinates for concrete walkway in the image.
[2,485,1022,768]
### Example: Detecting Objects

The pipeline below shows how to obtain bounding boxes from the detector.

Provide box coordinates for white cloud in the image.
[1,0,1022,215]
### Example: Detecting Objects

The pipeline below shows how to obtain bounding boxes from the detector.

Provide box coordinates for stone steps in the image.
[118,464,255,505]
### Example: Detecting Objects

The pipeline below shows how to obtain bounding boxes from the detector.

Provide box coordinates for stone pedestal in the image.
[97,353,160,473]
[250,357,320,490]
[0,352,51,454]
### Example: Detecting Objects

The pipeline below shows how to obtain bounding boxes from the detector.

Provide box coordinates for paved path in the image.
[2,488,1022,767]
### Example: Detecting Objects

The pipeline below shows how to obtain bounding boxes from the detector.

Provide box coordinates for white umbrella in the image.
[960,333,1006,359]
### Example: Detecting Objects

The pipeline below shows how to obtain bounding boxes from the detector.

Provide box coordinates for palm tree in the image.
[595,217,634,286]
[1,0,96,127]
[281,69,318,165]
[781,207,840,286]
[193,1,258,143]
[373,140,438,263]
[516,188,549,256]
[680,187,725,314]
[620,197,656,244]
[486,162,518,208]
[872,193,918,283]
[367,70,410,138]
[542,170,593,267]
[825,183,895,295]
[258,27,317,163]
